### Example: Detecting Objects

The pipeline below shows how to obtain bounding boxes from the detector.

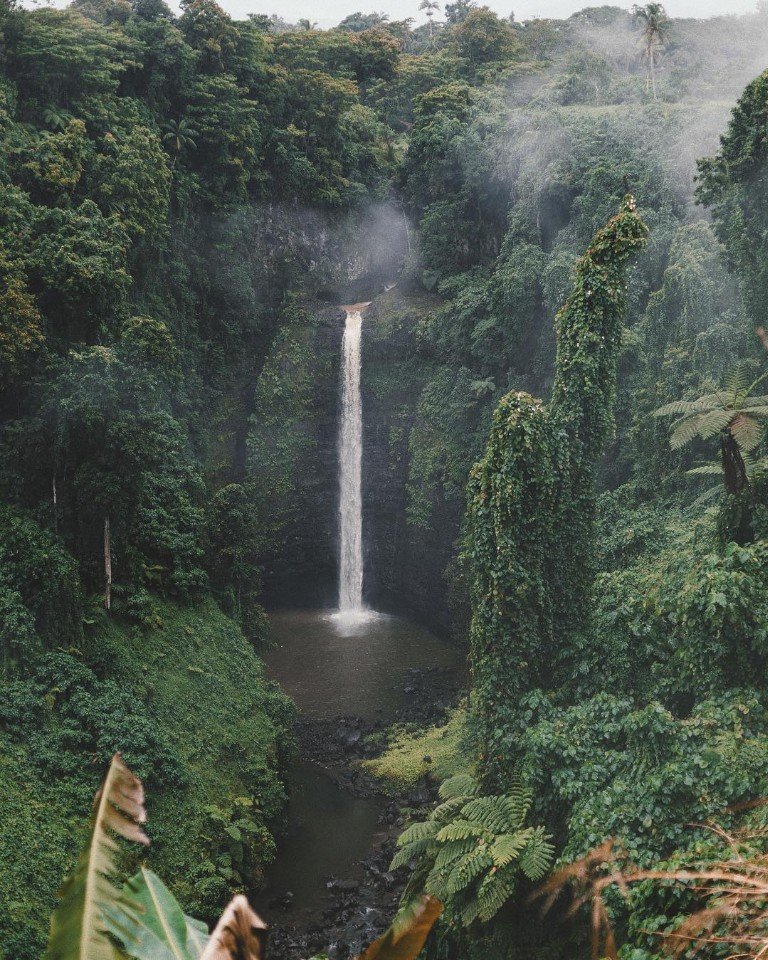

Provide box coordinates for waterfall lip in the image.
[339,301,372,314]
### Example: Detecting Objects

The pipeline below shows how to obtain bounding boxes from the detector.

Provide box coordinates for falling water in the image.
[338,307,366,613]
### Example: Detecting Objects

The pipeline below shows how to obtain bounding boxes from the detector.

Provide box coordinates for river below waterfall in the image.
[261,609,461,948]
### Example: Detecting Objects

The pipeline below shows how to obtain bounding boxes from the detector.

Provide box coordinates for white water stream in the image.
[338,307,366,614]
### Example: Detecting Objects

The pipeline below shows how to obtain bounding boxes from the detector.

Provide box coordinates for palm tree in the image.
[419,0,440,37]
[654,365,768,500]
[162,117,198,163]
[633,3,669,100]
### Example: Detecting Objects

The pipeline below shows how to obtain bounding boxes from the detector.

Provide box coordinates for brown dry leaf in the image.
[356,896,442,960]
[199,895,267,960]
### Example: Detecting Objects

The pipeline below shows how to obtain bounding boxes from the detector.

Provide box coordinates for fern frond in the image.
[730,414,763,453]
[461,797,516,835]
[390,839,434,872]
[739,403,768,415]
[438,774,479,801]
[459,893,483,927]
[502,786,532,827]
[670,409,731,449]
[397,821,440,846]
[431,797,467,824]
[490,831,531,868]
[723,365,752,398]
[436,820,488,843]
[434,837,475,870]
[519,828,554,882]
[653,395,719,418]
[445,848,493,897]
[691,484,723,509]
[423,867,450,903]
[478,869,518,922]
[686,463,722,476]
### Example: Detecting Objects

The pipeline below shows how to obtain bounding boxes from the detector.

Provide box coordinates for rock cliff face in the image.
[361,291,468,635]
[249,302,344,609]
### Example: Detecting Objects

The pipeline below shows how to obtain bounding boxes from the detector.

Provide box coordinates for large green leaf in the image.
[104,868,207,960]
[44,754,150,960]
[184,917,209,958]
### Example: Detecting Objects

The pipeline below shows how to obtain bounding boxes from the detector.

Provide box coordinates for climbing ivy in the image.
[549,194,649,647]
[466,392,555,782]
[467,197,647,786]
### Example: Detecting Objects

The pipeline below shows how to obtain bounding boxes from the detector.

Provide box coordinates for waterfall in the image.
[338,308,365,613]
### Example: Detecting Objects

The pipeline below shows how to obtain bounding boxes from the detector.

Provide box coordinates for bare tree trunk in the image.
[104,516,112,611]
[650,49,657,99]
[52,472,58,532]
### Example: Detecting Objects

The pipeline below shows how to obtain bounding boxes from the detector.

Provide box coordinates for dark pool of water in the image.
[265,609,461,721]
[262,609,460,922]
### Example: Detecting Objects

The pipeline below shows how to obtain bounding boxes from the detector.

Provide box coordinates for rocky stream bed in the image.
[266,664,460,960]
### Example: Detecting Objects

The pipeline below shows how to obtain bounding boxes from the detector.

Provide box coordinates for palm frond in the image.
[103,868,205,960]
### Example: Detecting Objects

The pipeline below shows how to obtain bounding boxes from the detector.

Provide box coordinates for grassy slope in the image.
[0,598,293,959]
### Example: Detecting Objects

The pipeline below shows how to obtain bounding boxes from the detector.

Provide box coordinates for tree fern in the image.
[654,363,768,495]
[391,775,552,929]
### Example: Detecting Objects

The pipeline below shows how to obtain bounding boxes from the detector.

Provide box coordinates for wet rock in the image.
[335,879,360,892]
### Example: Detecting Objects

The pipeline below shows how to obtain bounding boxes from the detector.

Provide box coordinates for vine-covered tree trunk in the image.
[467,196,647,787]
[466,393,555,784]
[549,194,648,649]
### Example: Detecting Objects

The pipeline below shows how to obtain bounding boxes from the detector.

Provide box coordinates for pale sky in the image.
[220,0,760,29]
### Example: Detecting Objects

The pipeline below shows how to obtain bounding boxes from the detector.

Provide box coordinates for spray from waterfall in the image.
[338,306,368,614]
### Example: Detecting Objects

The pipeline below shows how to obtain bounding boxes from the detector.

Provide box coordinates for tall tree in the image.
[419,0,439,37]
[633,3,669,99]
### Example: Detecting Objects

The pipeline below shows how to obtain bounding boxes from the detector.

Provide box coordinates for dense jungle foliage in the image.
[4,0,768,957]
